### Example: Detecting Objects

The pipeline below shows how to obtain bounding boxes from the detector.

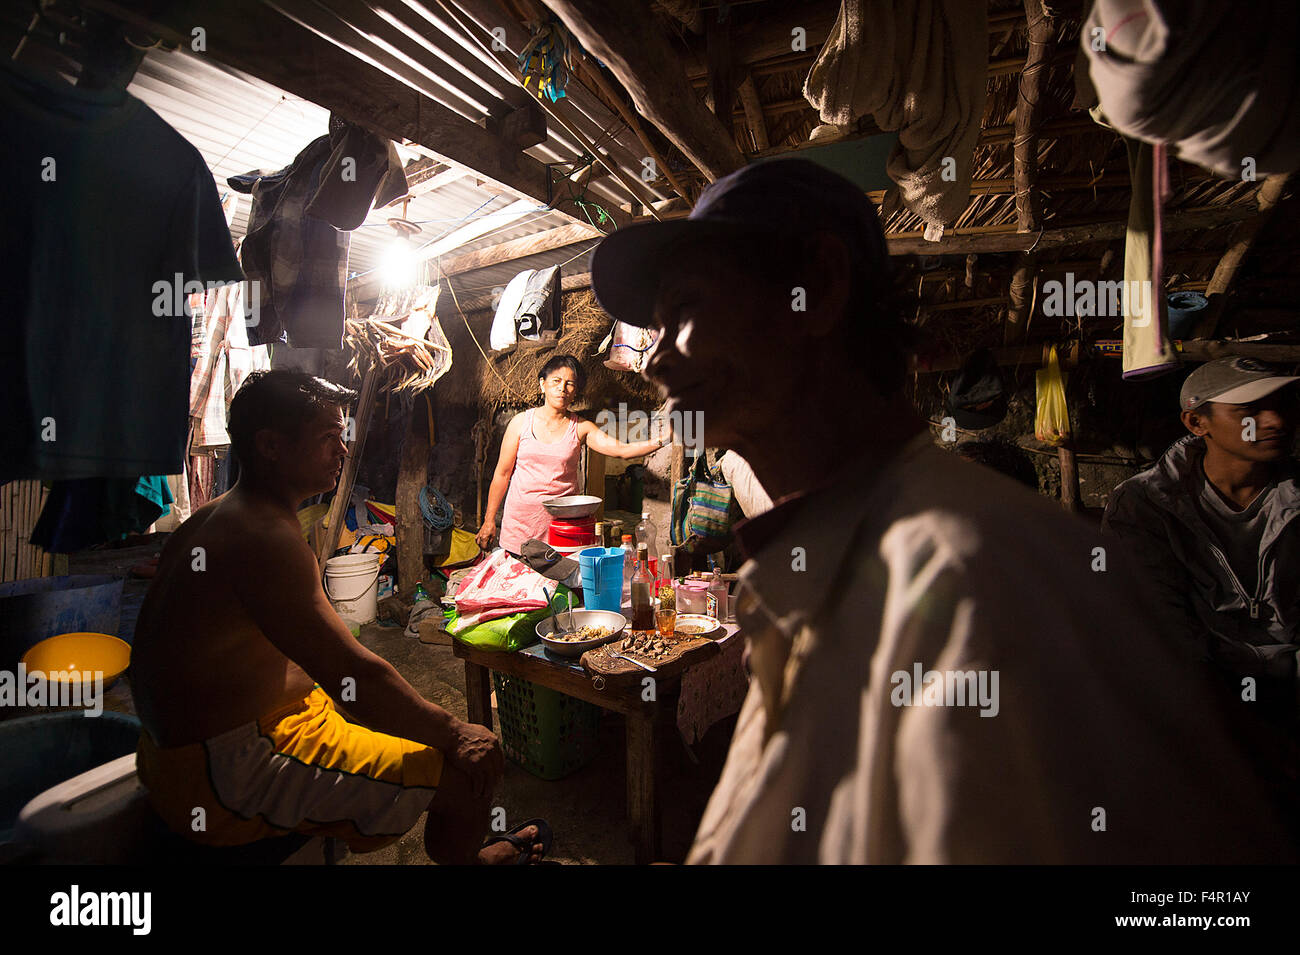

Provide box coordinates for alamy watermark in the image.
[0,664,104,717]
[151,274,261,328]
[595,403,703,454]
[1042,273,1153,326]
[890,662,1000,717]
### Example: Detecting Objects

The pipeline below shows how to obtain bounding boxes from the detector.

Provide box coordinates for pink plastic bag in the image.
[453,550,551,617]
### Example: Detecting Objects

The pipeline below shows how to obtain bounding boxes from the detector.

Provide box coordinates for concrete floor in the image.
[345,618,736,865]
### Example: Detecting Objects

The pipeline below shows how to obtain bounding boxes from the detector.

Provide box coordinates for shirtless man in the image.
[131,370,545,864]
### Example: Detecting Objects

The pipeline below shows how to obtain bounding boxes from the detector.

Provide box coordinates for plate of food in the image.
[536,609,628,657]
[673,613,723,638]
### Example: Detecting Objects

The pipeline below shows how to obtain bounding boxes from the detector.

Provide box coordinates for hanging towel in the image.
[1122,137,1177,379]
[803,0,987,233]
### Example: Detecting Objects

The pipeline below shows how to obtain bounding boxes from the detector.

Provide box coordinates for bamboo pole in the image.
[1192,173,1295,339]
[317,363,383,567]
[575,56,692,204]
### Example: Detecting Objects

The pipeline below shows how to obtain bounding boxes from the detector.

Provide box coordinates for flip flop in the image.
[480,818,553,865]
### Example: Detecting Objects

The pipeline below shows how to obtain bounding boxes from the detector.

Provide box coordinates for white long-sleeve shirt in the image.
[688,435,1294,864]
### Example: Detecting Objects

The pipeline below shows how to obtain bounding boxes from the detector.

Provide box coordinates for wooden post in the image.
[1192,173,1295,340]
[1004,0,1051,344]
[397,400,431,598]
[464,661,494,731]
[317,363,381,565]
[1058,441,1081,513]
[626,712,662,865]
[586,447,607,521]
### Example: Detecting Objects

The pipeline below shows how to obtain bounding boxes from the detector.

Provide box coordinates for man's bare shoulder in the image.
[176,493,312,570]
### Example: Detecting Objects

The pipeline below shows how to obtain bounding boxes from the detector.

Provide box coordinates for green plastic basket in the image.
[492,671,601,780]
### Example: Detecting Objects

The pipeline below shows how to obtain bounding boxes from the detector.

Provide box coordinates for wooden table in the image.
[454,637,677,864]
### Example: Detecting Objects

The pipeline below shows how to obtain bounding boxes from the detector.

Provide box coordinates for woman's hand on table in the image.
[475,522,496,550]
[449,719,505,798]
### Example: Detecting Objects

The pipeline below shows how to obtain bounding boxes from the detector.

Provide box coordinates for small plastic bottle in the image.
[635,511,659,558]
[413,581,430,604]
[706,561,727,621]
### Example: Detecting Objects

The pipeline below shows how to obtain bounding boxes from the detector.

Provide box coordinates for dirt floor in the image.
[38,535,737,865]
[343,618,737,865]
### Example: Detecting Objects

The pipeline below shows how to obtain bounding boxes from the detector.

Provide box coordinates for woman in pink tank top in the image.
[478,355,669,555]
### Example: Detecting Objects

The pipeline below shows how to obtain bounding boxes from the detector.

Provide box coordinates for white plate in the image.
[672,613,723,638]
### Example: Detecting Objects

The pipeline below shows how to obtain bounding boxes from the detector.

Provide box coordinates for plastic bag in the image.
[448,584,570,652]
[1034,346,1071,446]
[454,550,551,618]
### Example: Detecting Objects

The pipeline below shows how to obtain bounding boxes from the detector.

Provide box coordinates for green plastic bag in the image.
[448,584,571,652]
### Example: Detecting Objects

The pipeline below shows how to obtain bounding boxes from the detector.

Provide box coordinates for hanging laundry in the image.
[30,476,175,554]
[189,256,271,453]
[803,0,988,235]
[0,58,244,484]
[1084,0,1300,179]
[228,114,408,349]
[489,269,535,350]
[516,266,561,341]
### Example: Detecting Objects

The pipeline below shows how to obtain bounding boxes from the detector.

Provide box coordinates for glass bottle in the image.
[706,566,727,621]
[631,543,655,631]
[621,534,636,600]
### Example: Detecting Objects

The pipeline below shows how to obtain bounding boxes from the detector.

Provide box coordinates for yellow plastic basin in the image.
[22,632,131,686]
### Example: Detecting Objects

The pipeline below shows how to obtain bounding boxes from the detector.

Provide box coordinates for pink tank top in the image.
[498,408,582,554]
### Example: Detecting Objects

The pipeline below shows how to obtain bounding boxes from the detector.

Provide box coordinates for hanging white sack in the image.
[490,269,534,350]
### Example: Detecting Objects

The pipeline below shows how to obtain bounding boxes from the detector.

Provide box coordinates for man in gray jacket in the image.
[1104,357,1300,815]
[1104,358,1300,702]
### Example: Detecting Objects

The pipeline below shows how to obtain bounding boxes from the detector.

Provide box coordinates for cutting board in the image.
[581,630,720,686]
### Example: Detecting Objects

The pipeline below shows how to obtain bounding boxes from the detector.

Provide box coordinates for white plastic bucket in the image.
[324,554,381,626]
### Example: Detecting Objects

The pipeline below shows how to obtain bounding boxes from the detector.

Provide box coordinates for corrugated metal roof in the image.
[124,28,637,288]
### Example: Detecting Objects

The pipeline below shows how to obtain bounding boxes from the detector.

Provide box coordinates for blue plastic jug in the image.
[578,546,625,613]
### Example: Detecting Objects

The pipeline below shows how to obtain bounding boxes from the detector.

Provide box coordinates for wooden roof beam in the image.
[887,203,1260,255]
[542,0,745,181]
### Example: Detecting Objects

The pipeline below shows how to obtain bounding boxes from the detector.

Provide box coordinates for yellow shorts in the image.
[137,687,444,852]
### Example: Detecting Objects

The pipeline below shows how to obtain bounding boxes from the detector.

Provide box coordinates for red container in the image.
[547,517,597,547]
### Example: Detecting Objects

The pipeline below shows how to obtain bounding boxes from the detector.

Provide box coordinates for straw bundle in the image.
[346,285,453,396]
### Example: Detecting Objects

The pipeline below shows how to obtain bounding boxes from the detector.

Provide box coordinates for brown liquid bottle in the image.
[630,543,655,631]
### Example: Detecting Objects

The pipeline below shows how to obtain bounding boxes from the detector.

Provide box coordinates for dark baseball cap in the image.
[518,538,579,582]
[1179,357,1300,412]
[591,158,891,329]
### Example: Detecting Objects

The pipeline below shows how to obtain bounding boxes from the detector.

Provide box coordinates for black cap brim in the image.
[591,217,782,328]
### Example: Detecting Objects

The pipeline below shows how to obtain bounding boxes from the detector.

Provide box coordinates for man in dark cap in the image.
[592,158,1295,864]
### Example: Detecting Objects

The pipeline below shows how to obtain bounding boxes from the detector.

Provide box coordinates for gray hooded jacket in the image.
[1102,434,1300,687]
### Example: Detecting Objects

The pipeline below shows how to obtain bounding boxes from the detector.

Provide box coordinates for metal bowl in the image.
[541,494,603,519]
[536,609,627,657]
